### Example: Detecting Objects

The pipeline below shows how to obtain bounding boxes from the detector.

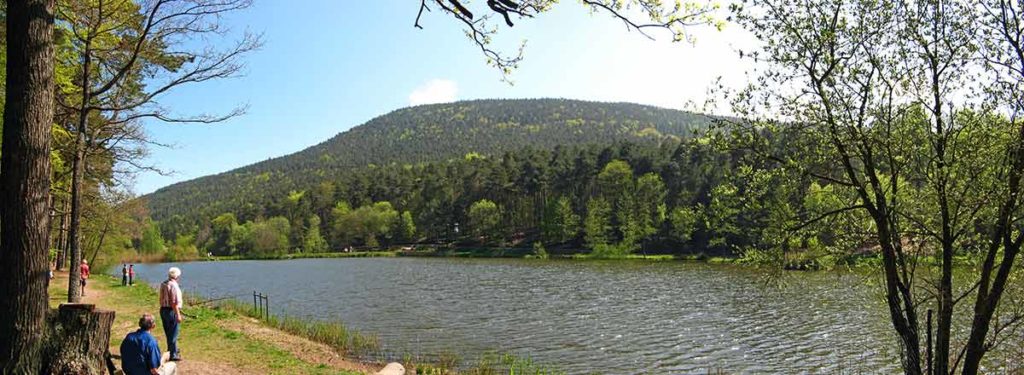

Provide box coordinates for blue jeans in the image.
[160,307,180,358]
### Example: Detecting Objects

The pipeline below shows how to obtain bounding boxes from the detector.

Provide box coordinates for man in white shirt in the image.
[158,267,184,361]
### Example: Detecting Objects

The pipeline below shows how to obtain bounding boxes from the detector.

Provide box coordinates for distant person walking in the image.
[159,267,184,361]
[122,264,129,286]
[129,264,136,286]
[120,314,177,375]
[79,260,91,296]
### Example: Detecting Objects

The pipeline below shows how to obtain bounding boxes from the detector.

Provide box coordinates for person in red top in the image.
[129,264,136,286]
[79,260,91,296]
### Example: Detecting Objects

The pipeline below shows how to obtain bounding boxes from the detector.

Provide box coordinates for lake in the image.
[124,258,1011,374]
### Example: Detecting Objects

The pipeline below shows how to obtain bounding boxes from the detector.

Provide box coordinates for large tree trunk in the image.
[45,304,116,375]
[0,0,56,372]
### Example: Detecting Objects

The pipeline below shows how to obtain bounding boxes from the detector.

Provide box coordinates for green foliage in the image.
[531,242,549,259]
[398,211,417,243]
[208,212,238,255]
[145,99,711,228]
[583,198,613,249]
[597,159,634,202]
[588,243,632,259]
[331,201,400,248]
[626,172,667,246]
[541,196,580,244]
[166,234,200,262]
[468,199,502,244]
[241,217,291,256]
[302,216,328,253]
[669,204,699,244]
[138,220,166,254]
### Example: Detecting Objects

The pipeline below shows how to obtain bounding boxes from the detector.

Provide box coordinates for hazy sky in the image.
[136,1,754,194]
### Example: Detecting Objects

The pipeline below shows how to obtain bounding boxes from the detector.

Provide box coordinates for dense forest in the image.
[139,99,770,258]
[144,99,711,225]
[149,122,863,264]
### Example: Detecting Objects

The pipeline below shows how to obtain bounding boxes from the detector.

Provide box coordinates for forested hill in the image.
[144,98,711,223]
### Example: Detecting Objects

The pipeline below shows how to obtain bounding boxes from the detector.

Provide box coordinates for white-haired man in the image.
[159,267,184,361]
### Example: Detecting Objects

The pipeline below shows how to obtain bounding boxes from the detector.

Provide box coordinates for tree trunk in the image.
[935,240,954,375]
[0,0,56,372]
[89,223,110,266]
[67,140,87,303]
[56,202,70,270]
[45,304,116,375]
[67,40,92,303]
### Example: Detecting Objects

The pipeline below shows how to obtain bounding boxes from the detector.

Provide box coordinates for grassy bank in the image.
[48,272,570,374]
[48,272,375,374]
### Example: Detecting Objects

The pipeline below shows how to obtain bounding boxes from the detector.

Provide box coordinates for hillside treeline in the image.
[145,99,712,226]
[153,134,864,261]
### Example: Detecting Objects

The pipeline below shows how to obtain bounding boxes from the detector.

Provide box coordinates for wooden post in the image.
[264,295,270,320]
[45,304,116,374]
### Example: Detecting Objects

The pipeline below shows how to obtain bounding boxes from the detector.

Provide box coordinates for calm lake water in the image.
[125,258,1017,374]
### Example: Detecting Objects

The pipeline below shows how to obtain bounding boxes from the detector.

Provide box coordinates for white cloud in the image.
[408,79,458,106]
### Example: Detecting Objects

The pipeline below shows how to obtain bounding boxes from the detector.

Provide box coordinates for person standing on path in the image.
[159,267,184,361]
[122,264,129,286]
[80,260,91,296]
[129,264,136,286]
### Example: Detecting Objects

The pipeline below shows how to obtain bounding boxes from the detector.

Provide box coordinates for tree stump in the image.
[45,303,116,375]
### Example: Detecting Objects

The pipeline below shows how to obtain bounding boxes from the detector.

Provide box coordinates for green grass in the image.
[49,274,364,374]
[211,298,381,356]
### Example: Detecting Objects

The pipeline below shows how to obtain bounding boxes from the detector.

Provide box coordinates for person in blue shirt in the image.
[120,314,163,375]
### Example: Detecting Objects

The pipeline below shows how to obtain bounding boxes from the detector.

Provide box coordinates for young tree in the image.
[398,210,417,243]
[58,0,259,302]
[668,204,699,244]
[468,199,502,244]
[542,196,580,244]
[138,220,165,254]
[961,1,1024,372]
[209,212,239,255]
[301,215,328,253]
[584,197,613,250]
[630,172,667,246]
[728,1,1024,373]
[241,217,290,256]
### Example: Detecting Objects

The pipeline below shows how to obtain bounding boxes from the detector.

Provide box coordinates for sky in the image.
[135,0,755,195]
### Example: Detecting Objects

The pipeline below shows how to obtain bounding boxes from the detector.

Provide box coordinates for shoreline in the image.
[48,270,381,374]
[49,270,567,374]
[161,249,740,264]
